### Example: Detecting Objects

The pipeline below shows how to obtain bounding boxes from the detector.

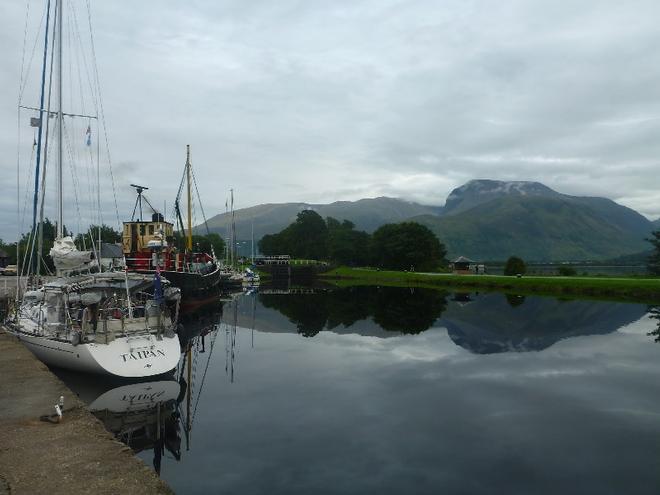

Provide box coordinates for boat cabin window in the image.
[139,224,146,235]
[149,225,155,235]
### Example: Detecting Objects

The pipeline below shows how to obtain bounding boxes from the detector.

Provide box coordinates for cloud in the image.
[2,0,660,240]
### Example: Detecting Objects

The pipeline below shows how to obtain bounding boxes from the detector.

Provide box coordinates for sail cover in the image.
[50,236,96,272]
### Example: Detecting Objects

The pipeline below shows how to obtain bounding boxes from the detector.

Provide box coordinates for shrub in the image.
[504,256,526,276]
[557,266,577,276]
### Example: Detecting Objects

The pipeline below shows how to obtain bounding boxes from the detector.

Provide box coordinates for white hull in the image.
[14,331,180,378]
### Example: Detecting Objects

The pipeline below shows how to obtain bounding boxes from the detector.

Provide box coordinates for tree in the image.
[504,256,526,276]
[326,217,370,265]
[258,233,282,256]
[647,231,660,275]
[74,224,122,247]
[21,218,60,273]
[557,265,577,276]
[289,210,328,260]
[370,222,446,271]
[191,233,225,258]
[257,210,328,260]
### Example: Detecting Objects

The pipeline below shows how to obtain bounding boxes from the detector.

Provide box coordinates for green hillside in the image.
[413,196,650,261]
[202,197,439,239]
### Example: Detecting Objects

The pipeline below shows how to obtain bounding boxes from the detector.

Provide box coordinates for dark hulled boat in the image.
[122,146,226,301]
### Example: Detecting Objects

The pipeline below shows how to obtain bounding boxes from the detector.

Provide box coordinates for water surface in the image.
[58,288,660,494]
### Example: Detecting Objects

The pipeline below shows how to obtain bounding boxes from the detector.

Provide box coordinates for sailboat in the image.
[8,0,181,378]
[220,188,244,289]
[241,219,261,287]
[121,146,224,303]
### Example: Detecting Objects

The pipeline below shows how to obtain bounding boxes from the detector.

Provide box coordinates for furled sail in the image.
[49,236,96,272]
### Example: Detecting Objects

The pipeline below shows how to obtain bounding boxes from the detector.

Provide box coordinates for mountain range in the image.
[202,197,439,240]
[200,179,657,261]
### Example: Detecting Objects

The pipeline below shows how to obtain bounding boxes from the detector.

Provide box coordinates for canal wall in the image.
[0,328,173,495]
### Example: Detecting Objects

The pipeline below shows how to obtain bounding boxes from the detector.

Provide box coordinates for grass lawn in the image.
[320,267,660,304]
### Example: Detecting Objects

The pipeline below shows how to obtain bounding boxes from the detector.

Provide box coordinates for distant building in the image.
[0,249,8,268]
[99,242,125,271]
[254,255,291,266]
[451,256,485,275]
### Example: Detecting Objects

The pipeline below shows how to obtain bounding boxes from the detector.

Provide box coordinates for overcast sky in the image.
[2,0,660,241]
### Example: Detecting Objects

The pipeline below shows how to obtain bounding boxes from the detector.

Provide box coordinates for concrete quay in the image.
[0,329,173,495]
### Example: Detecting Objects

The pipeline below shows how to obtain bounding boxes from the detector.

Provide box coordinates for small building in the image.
[254,255,291,266]
[0,249,8,268]
[99,242,125,271]
[451,256,486,275]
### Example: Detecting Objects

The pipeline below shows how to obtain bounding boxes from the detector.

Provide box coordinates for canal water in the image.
[57,287,660,494]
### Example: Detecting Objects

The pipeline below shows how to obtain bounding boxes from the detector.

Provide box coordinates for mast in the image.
[56,0,63,239]
[30,0,53,274]
[186,145,192,252]
[230,189,235,267]
[224,198,229,265]
[36,15,57,279]
[186,343,192,451]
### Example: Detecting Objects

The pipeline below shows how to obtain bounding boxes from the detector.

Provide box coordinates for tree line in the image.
[258,210,447,271]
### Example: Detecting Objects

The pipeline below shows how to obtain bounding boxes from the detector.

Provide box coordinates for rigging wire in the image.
[70,2,96,106]
[70,0,100,233]
[18,1,48,104]
[17,0,107,278]
[191,324,220,426]
[84,0,122,232]
[61,3,89,238]
[16,1,34,284]
[62,119,85,236]
[18,1,32,103]
[190,165,212,236]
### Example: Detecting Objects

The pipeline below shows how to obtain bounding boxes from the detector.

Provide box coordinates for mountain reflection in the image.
[249,287,647,354]
[441,293,647,353]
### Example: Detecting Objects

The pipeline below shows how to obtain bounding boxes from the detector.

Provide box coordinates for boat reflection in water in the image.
[54,370,183,474]
[54,299,232,475]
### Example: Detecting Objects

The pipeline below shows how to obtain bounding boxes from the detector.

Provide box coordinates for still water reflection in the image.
[58,288,660,494]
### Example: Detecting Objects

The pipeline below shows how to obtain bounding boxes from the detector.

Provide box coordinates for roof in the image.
[452,256,476,263]
[100,243,123,258]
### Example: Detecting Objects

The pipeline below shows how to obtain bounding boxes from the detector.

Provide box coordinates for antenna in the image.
[130,183,149,193]
[130,184,149,221]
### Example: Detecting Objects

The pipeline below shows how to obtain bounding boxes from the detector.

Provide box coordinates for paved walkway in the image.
[0,329,173,495]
